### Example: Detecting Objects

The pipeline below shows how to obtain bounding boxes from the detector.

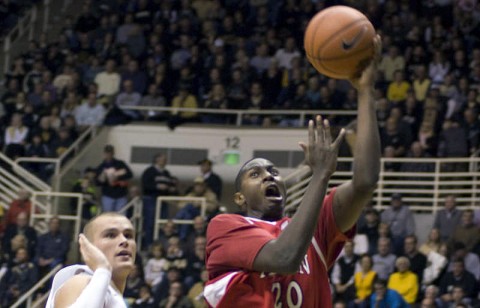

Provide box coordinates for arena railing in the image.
[153,196,207,241]
[2,0,74,77]
[10,263,63,308]
[119,106,358,126]
[0,152,51,226]
[284,157,480,214]
[15,125,99,192]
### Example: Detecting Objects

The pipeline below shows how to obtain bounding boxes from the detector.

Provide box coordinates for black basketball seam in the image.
[309,42,373,61]
[307,9,337,59]
[309,17,367,58]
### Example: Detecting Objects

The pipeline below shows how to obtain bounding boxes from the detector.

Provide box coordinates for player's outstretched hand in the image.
[79,233,112,272]
[349,34,382,91]
[299,115,345,177]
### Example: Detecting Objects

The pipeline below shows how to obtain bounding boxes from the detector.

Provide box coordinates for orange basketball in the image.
[304,5,376,80]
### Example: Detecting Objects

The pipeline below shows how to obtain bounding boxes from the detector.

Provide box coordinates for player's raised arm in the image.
[252,116,345,274]
[333,35,382,232]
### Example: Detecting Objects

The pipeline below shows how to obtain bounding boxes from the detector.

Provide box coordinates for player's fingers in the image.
[315,115,323,145]
[307,118,315,146]
[332,128,346,149]
[298,142,307,153]
[324,119,332,145]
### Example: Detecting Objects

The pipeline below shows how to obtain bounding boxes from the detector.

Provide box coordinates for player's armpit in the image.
[54,275,91,308]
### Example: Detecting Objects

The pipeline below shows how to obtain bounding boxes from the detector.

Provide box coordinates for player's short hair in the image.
[234,158,256,192]
[83,212,128,240]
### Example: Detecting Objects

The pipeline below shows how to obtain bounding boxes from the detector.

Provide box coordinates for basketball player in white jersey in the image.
[46,212,136,307]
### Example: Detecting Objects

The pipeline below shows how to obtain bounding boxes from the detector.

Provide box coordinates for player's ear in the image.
[234,192,246,208]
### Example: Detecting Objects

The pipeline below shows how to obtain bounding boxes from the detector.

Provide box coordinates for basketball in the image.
[304,5,376,80]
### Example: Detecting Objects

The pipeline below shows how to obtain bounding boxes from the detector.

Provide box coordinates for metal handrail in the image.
[15,126,98,191]
[10,263,63,308]
[120,105,358,126]
[153,196,206,241]
[0,152,50,191]
[283,156,480,214]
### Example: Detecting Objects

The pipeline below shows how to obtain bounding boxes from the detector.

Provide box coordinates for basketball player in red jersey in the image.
[205,35,382,308]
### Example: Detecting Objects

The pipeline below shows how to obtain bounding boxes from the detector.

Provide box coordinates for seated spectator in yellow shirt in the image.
[387,256,419,304]
[353,254,377,306]
[387,70,411,104]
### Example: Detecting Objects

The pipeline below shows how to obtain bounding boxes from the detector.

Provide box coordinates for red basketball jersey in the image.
[205,188,355,307]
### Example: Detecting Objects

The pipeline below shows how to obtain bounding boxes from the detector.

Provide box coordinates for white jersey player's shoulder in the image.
[45,264,126,308]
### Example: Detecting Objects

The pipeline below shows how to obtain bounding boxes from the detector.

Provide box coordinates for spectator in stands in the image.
[141,153,179,247]
[139,83,167,121]
[380,117,409,158]
[250,42,271,76]
[157,220,179,254]
[159,281,193,308]
[379,46,405,83]
[94,58,120,101]
[387,70,411,104]
[402,235,427,285]
[124,263,146,306]
[184,215,207,256]
[144,242,167,296]
[420,228,443,253]
[400,141,435,176]
[352,254,376,307]
[184,235,206,290]
[358,208,380,255]
[433,195,463,242]
[412,65,431,104]
[3,212,37,263]
[35,216,69,277]
[439,259,478,304]
[437,120,469,171]
[331,241,358,303]
[4,112,28,159]
[114,79,142,121]
[50,127,73,157]
[461,107,480,155]
[32,115,55,146]
[449,209,480,252]
[449,242,480,281]
[429,50,450,86]
[187,267,208,308]
[422,285,442,308]
[242,81,269,126]
[96,144,133,212]
[369,278,408,308]
[71,166,98,220]
[197,158,222,201]
[2,247,38,307]
[387,256,419,304]
[74,92,106,128]
[202,83,230,124]
[167,83,199,130]
[132,285,155,308]
[373,237,396,281]
[23,59,44,94]
[5,188,32,227]
[381,193,415,255]
[274,36,301,71]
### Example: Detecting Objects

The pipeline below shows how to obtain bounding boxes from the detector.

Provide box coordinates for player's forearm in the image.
[353,89,380,191]
[253,173,330,274]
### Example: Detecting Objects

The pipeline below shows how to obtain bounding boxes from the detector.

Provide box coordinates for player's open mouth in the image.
[265,184,283,201]
[116,250,132,257]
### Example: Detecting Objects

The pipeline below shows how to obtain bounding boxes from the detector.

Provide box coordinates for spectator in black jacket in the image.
[2,212,37,262]
[141,153,179,247]
[198,158,223,200]
[439,258,478,304]
[96,144,133,212]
